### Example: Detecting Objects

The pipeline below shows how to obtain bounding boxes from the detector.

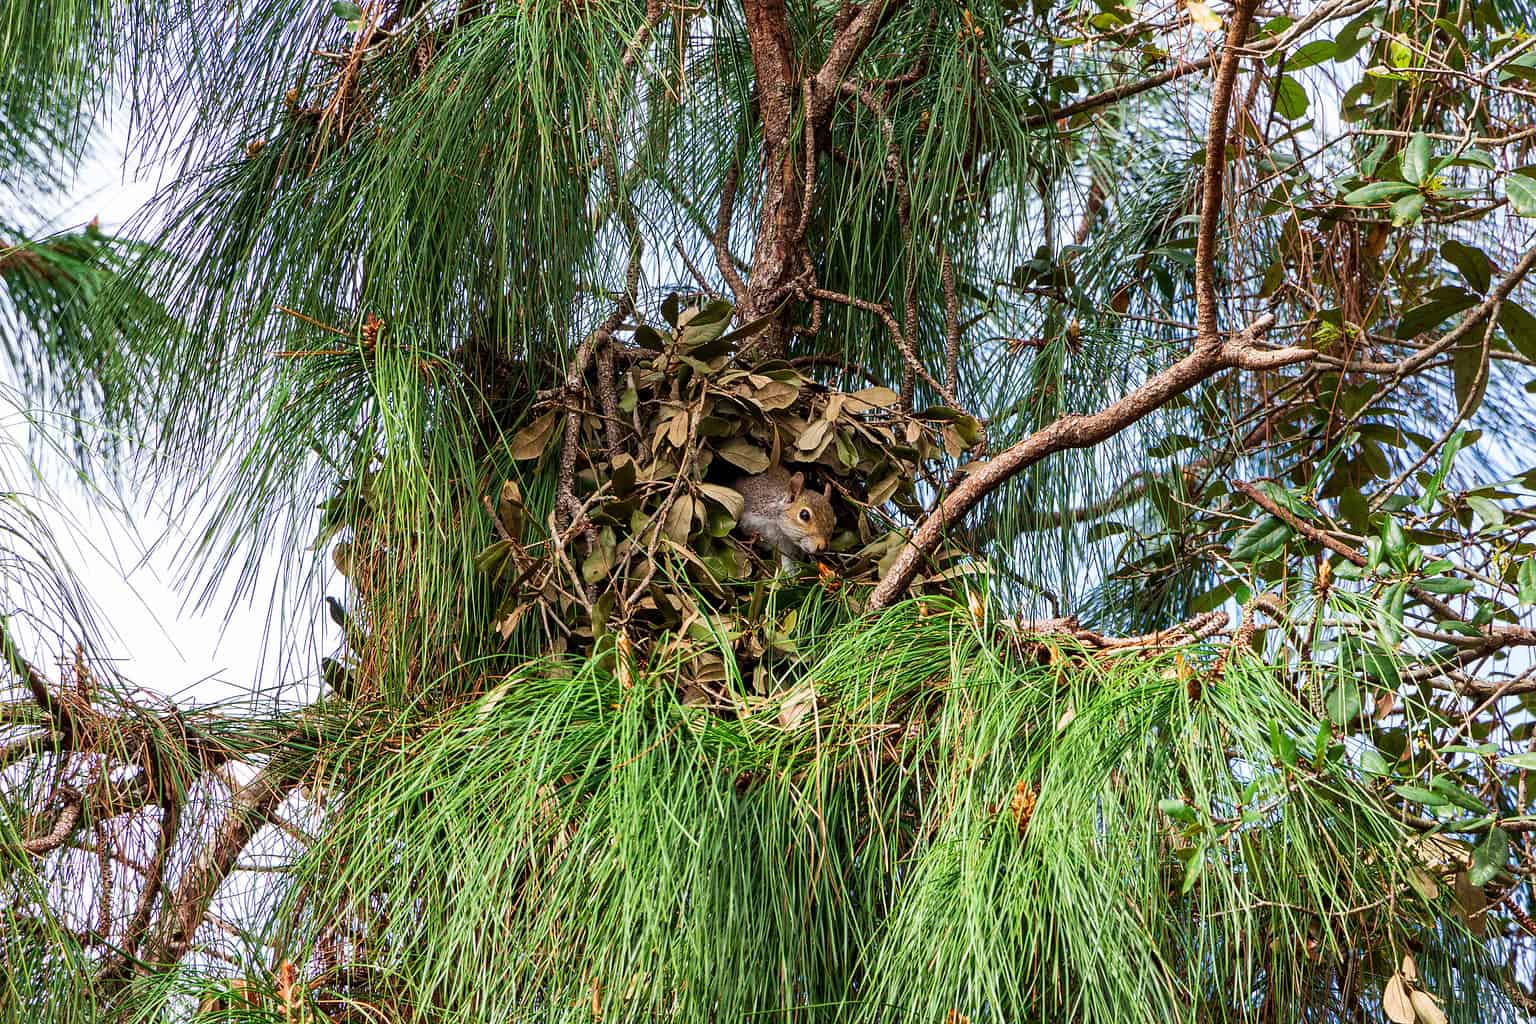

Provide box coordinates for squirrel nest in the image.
[341,296,982,694]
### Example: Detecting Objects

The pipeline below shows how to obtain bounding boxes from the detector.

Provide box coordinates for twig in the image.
[941,246,960,397]
[714,154,749,309]
[1194,0,1259,348]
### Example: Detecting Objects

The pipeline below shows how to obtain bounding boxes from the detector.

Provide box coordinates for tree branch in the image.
[868,3,1277,612]
[1195,0,1259,347]
[866,316,1308,611]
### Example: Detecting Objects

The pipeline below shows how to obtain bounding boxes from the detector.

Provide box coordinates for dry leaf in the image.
[1399,953,1418,983]
[797,418,832,452]
[697,482,745,520]
[1186,0,1222,31]
[776,683,818,730]
[509,412,558,460]
[1009,780,1037,837]
[1382,975,1414,1024]
[1408,989,1447,1024]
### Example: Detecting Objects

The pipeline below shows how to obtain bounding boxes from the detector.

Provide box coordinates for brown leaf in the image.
[717,439,770,473]
[866,473,901,506]
[1408,989,1446,1024]
[509,412,558,460]
[844,386,902,412]
[697,483,745,520]
[753,380,801,410]
[1383,975,1414,1024]
[776,683,818,730]
[666,410,690,449]
[663,496,695,544]
[797,418,833,452]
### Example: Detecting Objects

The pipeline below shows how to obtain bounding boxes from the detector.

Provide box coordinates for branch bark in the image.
[741,0,899,354]
[865,316,1306,611]
[867,0,1278,612]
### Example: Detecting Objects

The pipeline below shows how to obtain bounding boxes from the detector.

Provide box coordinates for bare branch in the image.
[866,316,1304,611]
[1194,0,1260,347]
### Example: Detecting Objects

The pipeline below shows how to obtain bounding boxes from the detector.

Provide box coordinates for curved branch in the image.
[866,0,1274,612]
[866,317,1306,611]
[1195,0,1259,347]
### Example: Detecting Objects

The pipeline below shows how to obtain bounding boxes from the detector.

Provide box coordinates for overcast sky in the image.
[7,116,327,708]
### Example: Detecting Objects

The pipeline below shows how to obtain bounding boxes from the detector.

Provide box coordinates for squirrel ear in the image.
[788,471,805,498]
[823,483,833,499]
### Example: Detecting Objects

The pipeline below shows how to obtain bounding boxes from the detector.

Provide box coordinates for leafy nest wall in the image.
[449,298,982,691]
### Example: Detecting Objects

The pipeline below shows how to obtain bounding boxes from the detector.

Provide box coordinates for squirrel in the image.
[732,465,836,570]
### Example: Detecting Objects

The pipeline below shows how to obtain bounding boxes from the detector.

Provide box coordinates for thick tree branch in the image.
[143,764,300,966]
[867,317,1309,611]
[868,2,1275,612]
[1194,0,1259,347]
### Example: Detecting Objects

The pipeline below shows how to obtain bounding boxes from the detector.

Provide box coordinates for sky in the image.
[5,118,330,708]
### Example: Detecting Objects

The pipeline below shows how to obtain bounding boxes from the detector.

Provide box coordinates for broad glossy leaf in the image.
[1229,515,1291,562]
[1272,75,1308,119]
[1468,826,1508,886]
[1441,240,1491,294]
[1401,132,1432,185]
[1498,302,1536,359]
[1342,181,1415,204]
[1507,171,1536,217]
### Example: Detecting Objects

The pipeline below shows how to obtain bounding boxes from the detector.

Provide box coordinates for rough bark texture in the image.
[740,0,895,356]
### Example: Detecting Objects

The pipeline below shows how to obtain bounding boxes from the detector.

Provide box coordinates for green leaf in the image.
[1396,288,1479,338]
[678,299,737,350]
[1287,39,1336,69]
[1358,746,1390,776]
[1442,240,1492,294]
[1452,336,1488,415]
[1519,559,1536,604]
[1469,827,1509,886]
[1498,751,1536,770]
[1401,132,1433,185]
[1180,846,1206,894]
[1465,494,1504,530]
[1334,10,1376,60]
[1507,171,1536,217]
[1375,581,1406,646]
[1428,775,1486,813]
[1382,518,1406,563]
[1417,577,1475,595]
[1229,515,1291,562]
[1389,192,1425,227]
[1394,785,1446,807]
[1326,684,1362,726]
[331,1,362,19]
[1498,303,1536,360]
[1342,181,1416,205]
[1158,798,1198,823]
[1272,75,1308,119]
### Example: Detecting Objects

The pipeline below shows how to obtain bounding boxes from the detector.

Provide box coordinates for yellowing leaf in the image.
[843,386,902,413]
[797,418,832,452]
[663,495,695,544]
[696,483,744,520]
[1187,0,1221,31]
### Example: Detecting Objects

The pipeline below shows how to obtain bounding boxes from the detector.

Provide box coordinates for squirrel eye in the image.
[799,508,812,522]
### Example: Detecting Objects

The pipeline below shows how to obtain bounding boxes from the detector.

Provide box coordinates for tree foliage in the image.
[4,0,1536,1021]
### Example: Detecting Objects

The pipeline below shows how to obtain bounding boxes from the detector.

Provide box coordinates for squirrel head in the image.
[784,471,836,555]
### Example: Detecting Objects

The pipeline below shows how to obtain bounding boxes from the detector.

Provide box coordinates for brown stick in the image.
[866,316,1304,610]
[1194,0,1259,347]
[868,4,1276,611]
[143,765,298,966]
